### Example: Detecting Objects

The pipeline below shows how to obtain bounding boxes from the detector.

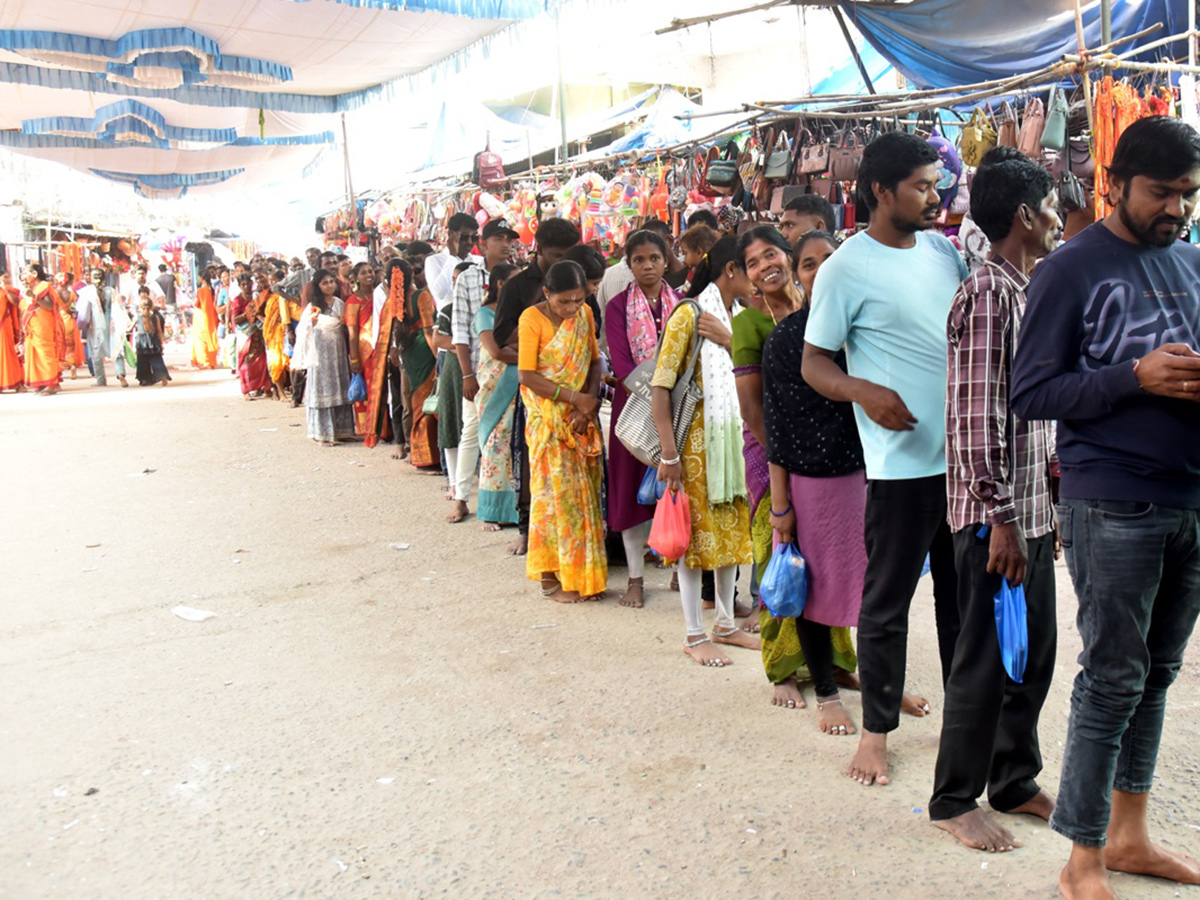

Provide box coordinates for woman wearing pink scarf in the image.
[605,229,680,609]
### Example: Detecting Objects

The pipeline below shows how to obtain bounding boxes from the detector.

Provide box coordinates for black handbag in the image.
[1057,136,1088,213]
[705,141,741,190]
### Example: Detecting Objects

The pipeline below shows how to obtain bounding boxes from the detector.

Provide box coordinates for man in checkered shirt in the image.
[933,154,1062,853]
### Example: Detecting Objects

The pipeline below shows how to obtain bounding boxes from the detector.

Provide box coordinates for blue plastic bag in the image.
[637,466,666,505]
[347,372,367,403]
[759,542,808,620]
[994,577,1028,683]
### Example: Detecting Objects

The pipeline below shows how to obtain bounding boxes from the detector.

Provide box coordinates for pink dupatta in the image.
[625,280,680,366]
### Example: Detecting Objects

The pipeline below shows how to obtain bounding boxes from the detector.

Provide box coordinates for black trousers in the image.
[386,360,405,446]
[929,529,1057,820]
[291,370,306,406]
[859,475,960,734]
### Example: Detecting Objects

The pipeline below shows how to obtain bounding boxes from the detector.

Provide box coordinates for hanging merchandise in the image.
[996,101,1019,148]
[473,134,505,189]
[960,107,997,167]
[1041,87,1068,152]
[927,115,962,208]
[1092,75,1142,218]
[1017,97,1045,158]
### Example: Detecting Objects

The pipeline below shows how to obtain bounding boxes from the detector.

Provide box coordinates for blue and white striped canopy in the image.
[0,0,544,196]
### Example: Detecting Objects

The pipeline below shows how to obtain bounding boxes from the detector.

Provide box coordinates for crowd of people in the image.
[6,116,1200,899]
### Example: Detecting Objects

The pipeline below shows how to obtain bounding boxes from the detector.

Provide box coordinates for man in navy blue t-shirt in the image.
[1013,116,1200,898]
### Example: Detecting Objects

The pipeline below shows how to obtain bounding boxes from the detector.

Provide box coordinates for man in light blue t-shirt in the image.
[802,131,967,789]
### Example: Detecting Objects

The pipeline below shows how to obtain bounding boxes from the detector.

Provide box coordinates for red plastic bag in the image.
[648,490,692,561]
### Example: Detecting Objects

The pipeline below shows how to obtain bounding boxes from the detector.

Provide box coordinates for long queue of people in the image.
[242,117,1199,899]
[10,116,1198,899]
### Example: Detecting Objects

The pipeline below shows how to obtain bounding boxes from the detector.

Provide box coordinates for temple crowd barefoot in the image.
[816,695,855,736]
[507,534,527,556]
[684,636,731,667]
[1008,789,1055,822]
[1106,841,1200,885]
[446,500,468,523]
[1059,852,1118,900]
[539,576,583,603]
[712,627,760,651]
[481,522,501,533]
[833,669,862,691]
[933,808,1019,853]
[618,577,644,608]
[901,692,932,717]
[846,730,890,786]
[771,678,806,709]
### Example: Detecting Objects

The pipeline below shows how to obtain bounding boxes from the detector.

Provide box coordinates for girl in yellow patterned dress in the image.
[652,238,759,667]
[517,260,607,602]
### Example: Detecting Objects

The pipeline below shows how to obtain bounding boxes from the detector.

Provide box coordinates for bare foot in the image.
[1106,841,1200,885]
[583,592,606,602]
[319,440,337,448]
[933,808,1019,852]
[1008,789,1055,822]
[619,578,644,608]
[846,730,890,786]
[771,678,806,710]
[738,601,761,633]
[443,488,455,501]
[733,600,754,619]
[446,500,468,524]
[702,599,715,611]
[1060,852,1117,900]
[481,522,501,532]
[392,445,409,460]
[540,578,583,603]
[816,695,856,736]
[684,637,731,667]
[901,692,932,717]
[834,669,862,691]
[507,534,528,556]
[669,571,679,591]
[712,627,760,651]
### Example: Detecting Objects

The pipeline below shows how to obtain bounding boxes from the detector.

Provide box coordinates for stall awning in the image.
[0,0,544,196]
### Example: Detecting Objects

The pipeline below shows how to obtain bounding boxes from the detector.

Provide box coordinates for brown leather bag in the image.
[829,129,864,183]
[997,102,1019,148]
[799,128,830,176]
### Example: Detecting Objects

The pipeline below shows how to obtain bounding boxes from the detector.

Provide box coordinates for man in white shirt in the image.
[425,213,483,309]
[76,267,115,385]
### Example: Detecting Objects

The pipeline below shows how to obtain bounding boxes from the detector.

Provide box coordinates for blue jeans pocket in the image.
[1084,500,1155,521]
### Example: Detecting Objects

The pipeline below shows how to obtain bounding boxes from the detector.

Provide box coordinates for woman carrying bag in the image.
[652,236,758,668]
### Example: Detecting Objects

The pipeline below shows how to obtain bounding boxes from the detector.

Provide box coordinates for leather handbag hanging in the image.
[829,128,864,183]
[799,128,831,176]
[1017,97,1045,158]
[960,107,997,167]
[1057,135,1088,213]
[704,141,741,191]
[1040,86,1068,152]
[997,102,1019,148]
[764,127,791,180]
[809,175,834,201]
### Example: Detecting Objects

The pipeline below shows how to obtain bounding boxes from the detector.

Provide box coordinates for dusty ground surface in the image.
[4,349,1200,900]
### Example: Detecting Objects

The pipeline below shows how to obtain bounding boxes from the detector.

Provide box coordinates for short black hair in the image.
[625,228,669,260]
[783,194,837,232]
[686,209,719,230]
[544,259,588,294]
[978,146,1027,168]
[158,264,168,272]
[794,230,840,258]
[561,244,606,281]
[857,131,941,211]
[687,235,740,299]
[405,241,434,257]
[487,263,518,305]
[970,159,1055,243]
[1109,116,1200,184]
[642,219,673,239]
[447,212,479,232]
[535,217,581,251]
[453,261,474,274]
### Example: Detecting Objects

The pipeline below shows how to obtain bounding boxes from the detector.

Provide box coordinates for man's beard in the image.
[1118,200,1187,248]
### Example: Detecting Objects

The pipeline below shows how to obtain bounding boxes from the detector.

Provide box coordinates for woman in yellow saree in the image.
[262,268,298,400]
[517,260,607,603]
[190,269,220,369]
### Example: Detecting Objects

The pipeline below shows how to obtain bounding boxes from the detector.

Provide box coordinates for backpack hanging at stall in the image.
[473,134,505,189]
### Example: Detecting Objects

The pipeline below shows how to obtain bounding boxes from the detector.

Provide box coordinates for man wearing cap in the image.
[447,218,516,524]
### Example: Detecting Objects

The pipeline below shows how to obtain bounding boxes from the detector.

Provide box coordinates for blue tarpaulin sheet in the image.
[840,0,1190,90]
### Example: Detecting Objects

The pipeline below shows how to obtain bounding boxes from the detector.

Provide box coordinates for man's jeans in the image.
[1051,499,1200,847]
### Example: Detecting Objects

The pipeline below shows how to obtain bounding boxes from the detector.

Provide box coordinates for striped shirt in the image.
[946,254,1054,537]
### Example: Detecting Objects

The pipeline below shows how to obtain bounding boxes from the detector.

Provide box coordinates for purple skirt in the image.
[787,469,867,628]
